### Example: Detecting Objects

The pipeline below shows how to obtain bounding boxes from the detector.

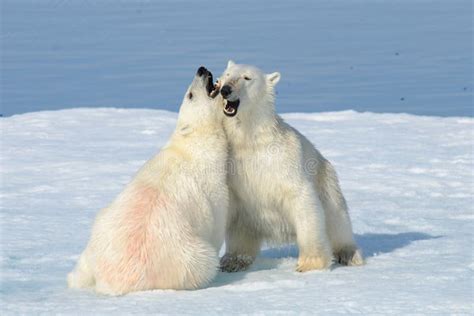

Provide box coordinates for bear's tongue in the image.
[223,99,240,117]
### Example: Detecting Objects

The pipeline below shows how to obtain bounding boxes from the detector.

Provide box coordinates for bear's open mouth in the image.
[206,74,221,99]
[205,72,215,96]
[223,99,240,117]
[198,66,220,98]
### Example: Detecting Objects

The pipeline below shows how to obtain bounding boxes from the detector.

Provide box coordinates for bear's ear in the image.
[266,72,281,86]
[227,60,236,68]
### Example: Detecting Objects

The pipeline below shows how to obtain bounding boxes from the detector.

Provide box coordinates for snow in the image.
[2,0,473,117]
[1,109,473,314]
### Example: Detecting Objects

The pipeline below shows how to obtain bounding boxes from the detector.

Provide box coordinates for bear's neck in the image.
[168,122,226,161]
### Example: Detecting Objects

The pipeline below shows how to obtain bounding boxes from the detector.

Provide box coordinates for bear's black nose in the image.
[197,66,209,77]
[221,85,232,98]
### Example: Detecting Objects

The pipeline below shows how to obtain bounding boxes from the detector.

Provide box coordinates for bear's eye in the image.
[244,76,251,81]
[188,92,193,100]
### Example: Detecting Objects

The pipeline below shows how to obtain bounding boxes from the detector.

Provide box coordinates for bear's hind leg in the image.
[317,160,364,266]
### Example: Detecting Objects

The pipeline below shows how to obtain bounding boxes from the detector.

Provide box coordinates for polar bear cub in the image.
[68,67,228,295]
[218,61,363,272]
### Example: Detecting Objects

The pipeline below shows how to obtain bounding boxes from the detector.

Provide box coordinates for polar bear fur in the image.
[218,61,363,272]
[67,67,228,295]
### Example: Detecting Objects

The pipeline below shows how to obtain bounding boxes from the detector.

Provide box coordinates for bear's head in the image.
[218,60,280,118]
[177,66,222,131]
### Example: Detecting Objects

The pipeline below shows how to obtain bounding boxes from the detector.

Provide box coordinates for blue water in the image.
[1,0,472,117]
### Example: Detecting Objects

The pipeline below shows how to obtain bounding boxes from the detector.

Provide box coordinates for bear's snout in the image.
[197,66,210,77]
[221,85,232,99]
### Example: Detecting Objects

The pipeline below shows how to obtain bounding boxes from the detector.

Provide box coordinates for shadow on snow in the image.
[212,232,440,286]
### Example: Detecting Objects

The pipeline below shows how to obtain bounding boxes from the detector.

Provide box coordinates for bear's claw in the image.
[220,254,254,272]
[296,255,332,272]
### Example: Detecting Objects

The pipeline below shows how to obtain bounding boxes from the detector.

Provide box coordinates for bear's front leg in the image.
[291,193,333,272]
[220,216,262,273]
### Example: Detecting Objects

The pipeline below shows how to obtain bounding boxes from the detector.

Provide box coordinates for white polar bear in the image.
[67,67,228,295]
[218,61,363,272]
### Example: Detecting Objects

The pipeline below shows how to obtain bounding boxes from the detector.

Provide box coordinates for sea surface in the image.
[1,0,472,117]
